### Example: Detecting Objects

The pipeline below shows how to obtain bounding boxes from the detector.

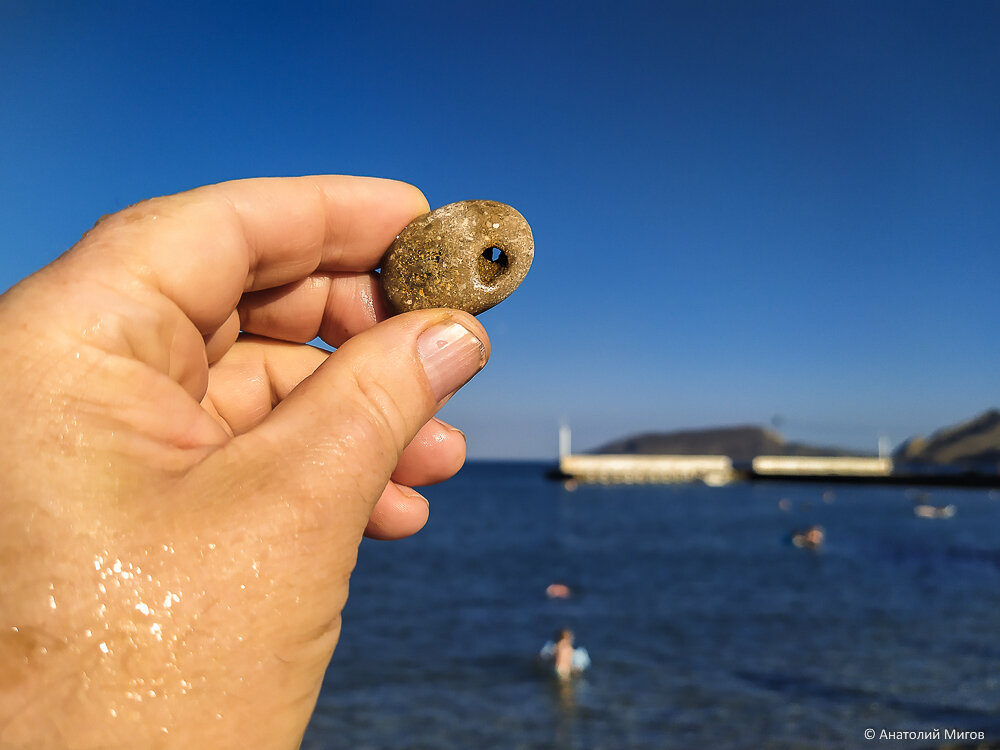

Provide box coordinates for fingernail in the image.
[398,484,430,508]
[417,319,486,401]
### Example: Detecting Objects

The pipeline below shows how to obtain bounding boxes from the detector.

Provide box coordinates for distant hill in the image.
[591,425,869,463]
[894,409,1000,469]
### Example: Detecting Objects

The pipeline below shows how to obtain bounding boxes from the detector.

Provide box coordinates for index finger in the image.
[74,175,429,333]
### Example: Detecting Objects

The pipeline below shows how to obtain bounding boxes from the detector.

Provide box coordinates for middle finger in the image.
[238,271,390,347]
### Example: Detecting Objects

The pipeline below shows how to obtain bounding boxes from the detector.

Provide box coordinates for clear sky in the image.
[2,1,998,459]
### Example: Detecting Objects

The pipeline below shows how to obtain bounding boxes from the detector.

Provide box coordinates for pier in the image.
[553,426,1000,487]
[751,455,892,478]
[556,452,1000,487]
[558,453,735,485]
[556,453,892,485]
[556,425,734,485]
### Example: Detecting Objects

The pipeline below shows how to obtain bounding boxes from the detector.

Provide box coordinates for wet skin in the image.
[0,176,490,749]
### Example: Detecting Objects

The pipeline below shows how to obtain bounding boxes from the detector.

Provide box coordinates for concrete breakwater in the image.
[556,453,1000,487]
[558,453,738,486]
[752,455,893,478]
[552,425,1000,487]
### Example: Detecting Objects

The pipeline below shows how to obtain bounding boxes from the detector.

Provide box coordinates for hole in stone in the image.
[477,246,509,286]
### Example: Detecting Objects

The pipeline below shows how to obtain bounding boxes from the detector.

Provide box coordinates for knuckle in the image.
[84,196,172,239]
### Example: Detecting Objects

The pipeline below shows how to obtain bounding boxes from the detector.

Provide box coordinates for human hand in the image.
[0,176,489,749]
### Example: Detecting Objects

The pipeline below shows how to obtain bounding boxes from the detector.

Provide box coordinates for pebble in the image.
[380,200,533,315]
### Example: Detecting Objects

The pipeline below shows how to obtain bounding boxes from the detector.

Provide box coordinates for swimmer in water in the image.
[546,582,572,599]
[792,524,825,550]
[539,628,589,680]
[553,629,576,679]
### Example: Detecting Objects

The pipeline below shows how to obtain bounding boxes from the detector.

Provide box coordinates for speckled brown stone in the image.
[380,200,533,315]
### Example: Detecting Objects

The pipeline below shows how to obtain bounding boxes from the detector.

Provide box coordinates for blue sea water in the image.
[302,462,1000,749]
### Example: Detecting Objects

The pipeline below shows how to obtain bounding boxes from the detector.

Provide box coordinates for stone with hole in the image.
[380,200,533,315]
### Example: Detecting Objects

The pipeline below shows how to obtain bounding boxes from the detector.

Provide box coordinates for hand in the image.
[0,176,489,749]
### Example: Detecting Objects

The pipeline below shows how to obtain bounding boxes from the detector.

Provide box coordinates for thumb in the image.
[232,310,488,534]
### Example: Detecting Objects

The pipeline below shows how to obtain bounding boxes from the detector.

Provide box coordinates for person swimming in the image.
[546,582,572,599]
[539,628,590,679]
[791,524,825,550]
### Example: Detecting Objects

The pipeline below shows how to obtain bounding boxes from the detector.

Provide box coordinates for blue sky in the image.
[2,1,998,458]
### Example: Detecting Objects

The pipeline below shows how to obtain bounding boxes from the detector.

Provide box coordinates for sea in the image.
[301,461,1000,750]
